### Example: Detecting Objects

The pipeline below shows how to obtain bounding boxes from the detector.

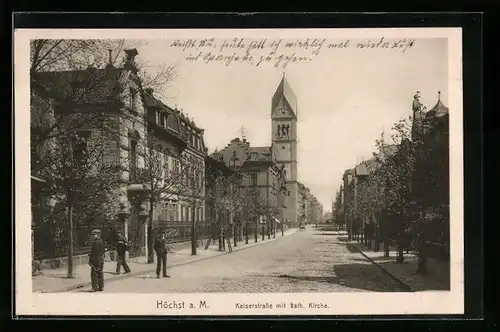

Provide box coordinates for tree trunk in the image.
[245,222,249,244]
[67,198,74,279]
[267,219,271,239]
[383,233,390,257]
[397,245,405,263]
[261,223,265,241]
[281,222,284,236]
[147,198,154,263]
[191,203,197,256]
[255,221,258,243]
[233,223,237,247]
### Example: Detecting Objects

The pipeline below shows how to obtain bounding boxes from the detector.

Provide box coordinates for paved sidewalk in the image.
[349,241,450,292]
[32,229,298,293]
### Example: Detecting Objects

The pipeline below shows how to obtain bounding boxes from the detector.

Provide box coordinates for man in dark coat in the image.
[89,229,105,292]
[115,232,131,275]
[153,231,170,279]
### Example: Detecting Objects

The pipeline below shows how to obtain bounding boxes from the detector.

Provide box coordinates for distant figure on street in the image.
[115,232,131,275]
[89,229,105,292]
[153,231,170,279]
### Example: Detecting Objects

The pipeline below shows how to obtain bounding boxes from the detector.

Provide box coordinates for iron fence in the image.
[33,223,117,260]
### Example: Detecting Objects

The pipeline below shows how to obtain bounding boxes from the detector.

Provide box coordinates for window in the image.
[163,203,168,221]
[159,112,165,128]
[199,170,204,187]
[163,153,169,180]
[71,82,85,100]
[129,87,137,108]
[73,130,91,167]
[250,173,258,186]
[170,203,178,221]
[129,138,138,181]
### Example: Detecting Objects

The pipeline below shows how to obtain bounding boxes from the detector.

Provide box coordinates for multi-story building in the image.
[213,137,286,237]
[31,48,207,263]
[142,88,207,250]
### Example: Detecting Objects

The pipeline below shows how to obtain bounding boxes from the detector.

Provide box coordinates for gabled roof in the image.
[249,146,272,157]
[241,150,274,169]
[31,67,124,104]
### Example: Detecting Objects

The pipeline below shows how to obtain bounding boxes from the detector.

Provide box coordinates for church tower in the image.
[271,73,299,227]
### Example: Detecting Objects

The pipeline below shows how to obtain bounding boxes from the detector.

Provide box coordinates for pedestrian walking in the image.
[88,229,105,292]
[115,232,131,275]
[153,231,170,279]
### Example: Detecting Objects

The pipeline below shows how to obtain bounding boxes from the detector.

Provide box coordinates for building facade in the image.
[213,138,286,236]
[31,48,207,262]
[142,88,208,250]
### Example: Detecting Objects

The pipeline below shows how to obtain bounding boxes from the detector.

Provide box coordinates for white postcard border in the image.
[15,27,464,316]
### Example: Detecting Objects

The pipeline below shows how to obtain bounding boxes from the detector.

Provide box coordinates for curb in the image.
[40,229,298,293]
[350,242,415,292]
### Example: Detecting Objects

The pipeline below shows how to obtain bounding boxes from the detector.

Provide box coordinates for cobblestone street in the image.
[74,228,410,293]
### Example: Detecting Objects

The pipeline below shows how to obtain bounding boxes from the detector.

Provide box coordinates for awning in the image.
[272,216,281,224]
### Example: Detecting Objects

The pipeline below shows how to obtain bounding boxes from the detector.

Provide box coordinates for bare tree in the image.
[30,39,177,150]
[133,131,203,263]
[34,120,121,278]
[206,169,246,250]
[369,117,416,262]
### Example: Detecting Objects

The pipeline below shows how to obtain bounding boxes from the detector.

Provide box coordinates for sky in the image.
[122,36,448,213]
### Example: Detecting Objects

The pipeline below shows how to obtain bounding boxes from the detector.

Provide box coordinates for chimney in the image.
[124,48,139,67]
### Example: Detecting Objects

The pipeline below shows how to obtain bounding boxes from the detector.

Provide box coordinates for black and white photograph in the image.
[15,27,463,316]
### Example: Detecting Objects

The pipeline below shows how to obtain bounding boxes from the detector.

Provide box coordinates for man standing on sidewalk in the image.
[89,229,105,292]
[153,231,170,279]
[115,232,131,275]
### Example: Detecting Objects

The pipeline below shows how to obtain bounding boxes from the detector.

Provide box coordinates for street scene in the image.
[72,227,409,293]
[28,35,451,295]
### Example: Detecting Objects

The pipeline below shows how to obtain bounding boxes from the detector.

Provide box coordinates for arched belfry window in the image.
[277,123,290,138]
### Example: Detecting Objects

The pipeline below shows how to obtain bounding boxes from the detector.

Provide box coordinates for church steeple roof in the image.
[427,91,449,118]
[271,73,298,118]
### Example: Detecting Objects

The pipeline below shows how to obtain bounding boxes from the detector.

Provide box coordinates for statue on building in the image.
[412,91,424,112]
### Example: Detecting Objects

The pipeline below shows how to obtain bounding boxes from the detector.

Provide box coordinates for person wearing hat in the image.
[115,231,131,275]
[88,229,105,292]
[153,231,170,279]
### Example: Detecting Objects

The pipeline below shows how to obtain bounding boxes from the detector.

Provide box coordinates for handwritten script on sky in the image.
[169,37,416,68]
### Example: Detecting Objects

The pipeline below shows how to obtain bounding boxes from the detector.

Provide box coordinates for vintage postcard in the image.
[15,27,463,316]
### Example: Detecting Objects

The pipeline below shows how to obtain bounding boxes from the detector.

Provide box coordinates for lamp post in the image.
[138,209,148,258]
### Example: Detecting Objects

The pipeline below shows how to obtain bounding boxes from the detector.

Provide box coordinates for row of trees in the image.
[207,163,284,252]
[337,108,449,273]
